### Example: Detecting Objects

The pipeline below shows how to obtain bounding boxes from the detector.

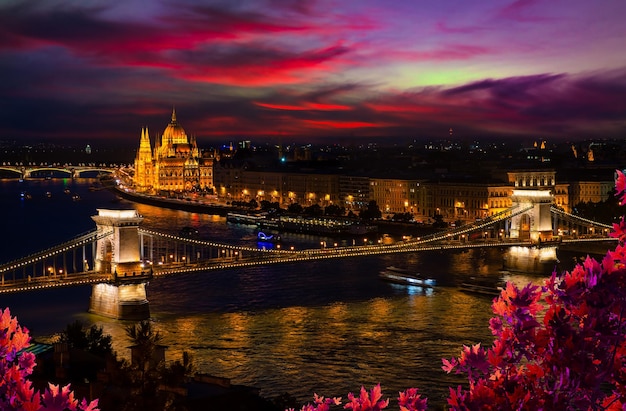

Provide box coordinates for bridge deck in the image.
[0,202,616,293]
[6,236,615,293]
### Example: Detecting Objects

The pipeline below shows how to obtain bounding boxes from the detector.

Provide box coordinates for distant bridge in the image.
[0,165,116,178]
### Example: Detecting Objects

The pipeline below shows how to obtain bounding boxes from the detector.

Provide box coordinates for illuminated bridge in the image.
[0,165,116,178]
[0,187,616,319]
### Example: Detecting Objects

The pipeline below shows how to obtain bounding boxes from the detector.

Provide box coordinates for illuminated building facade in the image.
[339,175,370,211]
[422,181,494,222]
[214,164,340,207]
[369,178,426,216]
[569,180,614,206]
[133,109,214,193]
[211,144,613,222]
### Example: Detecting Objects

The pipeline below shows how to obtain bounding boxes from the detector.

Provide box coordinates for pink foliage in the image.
[615,170,626,205]
[344,384,389,410]
[397,388,427,411]
[0,308,99,411]
[287,393,342,411]
[293,169,626,410]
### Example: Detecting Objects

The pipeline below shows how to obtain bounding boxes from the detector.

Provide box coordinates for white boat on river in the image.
[379,266,436,287]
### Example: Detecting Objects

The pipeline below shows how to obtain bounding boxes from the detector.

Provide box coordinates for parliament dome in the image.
[162,108,188,144]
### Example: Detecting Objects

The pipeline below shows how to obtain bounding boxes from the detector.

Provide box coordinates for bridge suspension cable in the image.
[0,229,112,274]
[138,228,297,254]
[550,206,613,229]
[402,204,534,246]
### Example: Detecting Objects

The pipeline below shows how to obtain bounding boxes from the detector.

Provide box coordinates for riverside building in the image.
[133,109,214,194]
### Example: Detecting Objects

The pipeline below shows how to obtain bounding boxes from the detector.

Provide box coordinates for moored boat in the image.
[226,212,268,225]
[379,266,436,287]
[459,276,506,297]
[259,214,378,236]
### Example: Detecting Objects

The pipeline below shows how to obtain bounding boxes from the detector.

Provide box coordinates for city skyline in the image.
[1,0,625,142]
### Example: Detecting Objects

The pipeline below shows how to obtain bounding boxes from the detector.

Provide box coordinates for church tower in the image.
[134,127,153,190]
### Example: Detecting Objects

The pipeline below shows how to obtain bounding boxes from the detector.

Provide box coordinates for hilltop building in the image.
[133,109,214,193]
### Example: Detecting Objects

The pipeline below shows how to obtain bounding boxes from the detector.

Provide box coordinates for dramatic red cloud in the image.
[304,120,379,129]
[0,0,625,141]
[173,43,351,86]
[366,103,439,114]
[255,102,351,111]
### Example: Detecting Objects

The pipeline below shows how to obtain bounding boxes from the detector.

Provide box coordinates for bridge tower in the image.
[89,209,151,320]
[509,189,554,242]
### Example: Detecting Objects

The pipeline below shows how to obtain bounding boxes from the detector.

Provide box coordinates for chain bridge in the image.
[0,188,617,319]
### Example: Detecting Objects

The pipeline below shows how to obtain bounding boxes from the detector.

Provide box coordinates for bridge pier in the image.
[509,189,554,243]
[89,209,151,320]
[89,274,151,320]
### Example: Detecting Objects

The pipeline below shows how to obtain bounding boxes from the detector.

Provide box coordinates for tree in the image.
[359,200,382,220]
[123,320,164,410]
[431,214,447,229]
[59,320,113,359]
[324,204,345,217]
[123,320,197,411]
[390,212,412,222]
[287,203,304,214]
[573,187,622,224]
[161,351,194,387]
[304,204,323,216]
[57,320,114,383]
[260,200,281,212]
[0,308,99,411]
[291,170,626,410]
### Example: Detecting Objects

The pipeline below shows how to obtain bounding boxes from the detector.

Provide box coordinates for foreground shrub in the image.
[0,308,99,411]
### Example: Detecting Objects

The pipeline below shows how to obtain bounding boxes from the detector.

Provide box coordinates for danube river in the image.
[0,178,592,408]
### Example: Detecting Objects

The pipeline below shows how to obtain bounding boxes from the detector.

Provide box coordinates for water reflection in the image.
[1,179,613,408]
[504,246,558,274]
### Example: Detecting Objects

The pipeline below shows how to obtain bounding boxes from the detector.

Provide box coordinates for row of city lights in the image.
[0,274,108,294]
[0,234,101,273]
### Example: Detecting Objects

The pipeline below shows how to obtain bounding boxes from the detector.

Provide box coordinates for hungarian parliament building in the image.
[133,109,214,193]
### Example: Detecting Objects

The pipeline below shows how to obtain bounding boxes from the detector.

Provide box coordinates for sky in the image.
[1,0,625,144]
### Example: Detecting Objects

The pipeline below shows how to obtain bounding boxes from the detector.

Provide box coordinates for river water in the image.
[0,178,591,408]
